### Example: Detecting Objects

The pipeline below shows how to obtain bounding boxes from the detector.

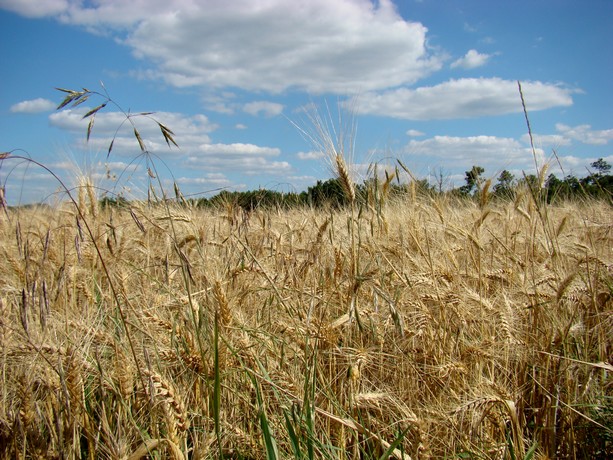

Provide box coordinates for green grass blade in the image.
[377,426,410,460]
[259,406,279,460]
[524,441,538,460]
[283,409,303,459]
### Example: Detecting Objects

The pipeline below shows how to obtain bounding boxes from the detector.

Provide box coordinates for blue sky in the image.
[1,0,611,204]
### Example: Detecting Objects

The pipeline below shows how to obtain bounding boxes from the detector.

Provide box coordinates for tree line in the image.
[100,158,612,210]
[453,158,612,203]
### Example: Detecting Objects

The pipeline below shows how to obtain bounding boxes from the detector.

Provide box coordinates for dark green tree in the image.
[459,165,485,196]
[582,158,613,200]
[545,174,582,202]
[591,158,611,175]
[493,170,515,198]
[306,178,349,208]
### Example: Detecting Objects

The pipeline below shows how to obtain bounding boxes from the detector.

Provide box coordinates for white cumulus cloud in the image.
[47,105,293,181]
[1,0,443,94]
[356,78,574,120]
[0,0,69,18]
[10,98,55,113]
[49,108,218,156]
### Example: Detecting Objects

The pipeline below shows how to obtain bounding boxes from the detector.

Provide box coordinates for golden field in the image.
[0,188,611,459]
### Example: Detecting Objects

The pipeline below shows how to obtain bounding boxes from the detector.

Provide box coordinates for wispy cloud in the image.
[405,135,532,165]
[463,22,477,33]
[176,173,233,189]
[406,129,425,137]
[555,123,613,145]
[243,101,284,117]
[182,142,291,177]
[297,150,325,160]
[192,143,280,158]
[521,133,571,148]
[450,49,491,69]
[186,147,291,176]
[401,134,547,181]
[10,98,55,113]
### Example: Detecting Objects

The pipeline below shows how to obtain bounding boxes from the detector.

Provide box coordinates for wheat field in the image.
[0,185,611,459]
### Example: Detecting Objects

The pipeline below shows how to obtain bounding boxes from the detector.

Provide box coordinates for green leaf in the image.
[377,426,410,460]
[246,370,278,460]
[524,442,538,460]
[283,410,303,459]
[259,407,279,460]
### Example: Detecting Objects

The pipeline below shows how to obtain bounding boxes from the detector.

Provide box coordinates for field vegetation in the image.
[0,86,611,459]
